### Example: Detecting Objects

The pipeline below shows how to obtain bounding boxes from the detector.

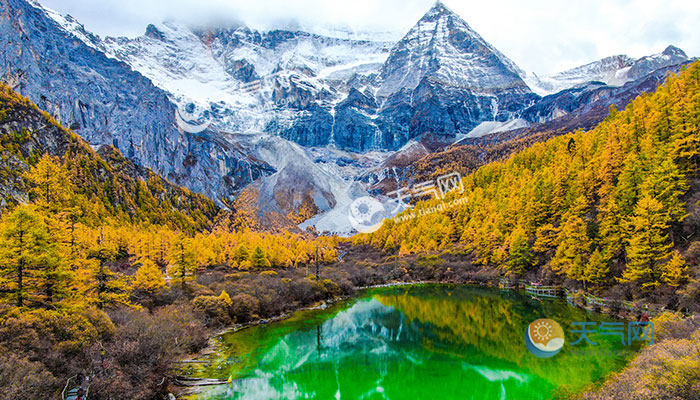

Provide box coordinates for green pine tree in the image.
[252,246,271,269]
[86,243,130,309]
[0,206,58,307]
[24,154,74,211]
[507,226,533,275]
[169,235,197,289]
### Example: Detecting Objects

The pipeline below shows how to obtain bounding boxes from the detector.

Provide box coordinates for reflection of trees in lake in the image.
[374,286,633,391]
[187,285,638,399]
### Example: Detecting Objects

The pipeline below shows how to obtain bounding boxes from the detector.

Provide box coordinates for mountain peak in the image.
[420,0,469,27]
[376,1,529,99]
[426,1,454,16]
[662,45,687,58]
[144,24,166,41]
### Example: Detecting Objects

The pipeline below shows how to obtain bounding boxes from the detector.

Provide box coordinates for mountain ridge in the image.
[1,0,275,206]
[3,0,697,234]
[524,45,692,95]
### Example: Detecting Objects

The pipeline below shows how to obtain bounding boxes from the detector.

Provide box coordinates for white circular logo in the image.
[175,103,212,133]
[348,196,387,233]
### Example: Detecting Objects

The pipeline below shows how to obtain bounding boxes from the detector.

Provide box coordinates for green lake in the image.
[182,284,641,400]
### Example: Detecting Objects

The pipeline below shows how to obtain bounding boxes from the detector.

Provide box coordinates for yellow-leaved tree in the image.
[133,258,166,296]
[622,195,673,288]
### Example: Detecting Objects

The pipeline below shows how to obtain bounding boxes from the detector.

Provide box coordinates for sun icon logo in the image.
[348,196,387,233]
[525,318,565,358]
[532,320,554,341]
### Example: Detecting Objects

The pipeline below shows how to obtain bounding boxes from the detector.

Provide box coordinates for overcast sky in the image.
[38,0,699,75]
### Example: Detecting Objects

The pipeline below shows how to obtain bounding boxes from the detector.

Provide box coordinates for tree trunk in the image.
[17,231,24,307]
[97,263,105,310]
[315,247,320,281]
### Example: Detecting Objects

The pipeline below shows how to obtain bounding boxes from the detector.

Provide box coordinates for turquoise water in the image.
[183,284,639,400]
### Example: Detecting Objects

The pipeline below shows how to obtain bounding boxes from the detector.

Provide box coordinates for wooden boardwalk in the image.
[525,285,561,298]
[497,276,663,315]
[497,278,562,298]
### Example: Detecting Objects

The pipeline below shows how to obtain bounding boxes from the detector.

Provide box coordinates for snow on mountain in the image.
[522,55,635,96]
[465,119,529,139]
[27,0,103,50]
[626,45,690,80]
[524,46,690,96]
[99,23,392,135]
[376,1,530,99]
[228,133,388,235]
[367,1,538,149]
[19,0,697,235]
[5,0,274,205]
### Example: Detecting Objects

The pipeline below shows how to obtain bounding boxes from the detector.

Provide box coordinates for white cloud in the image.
[37,0,700,75]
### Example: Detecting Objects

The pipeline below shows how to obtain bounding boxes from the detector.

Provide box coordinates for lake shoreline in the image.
[177,280,446,365]
[173,277,652,390]
[172,280,675,400]
[175,277,658,370]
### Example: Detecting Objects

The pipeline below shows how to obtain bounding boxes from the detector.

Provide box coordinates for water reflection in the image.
[188,285,636,400]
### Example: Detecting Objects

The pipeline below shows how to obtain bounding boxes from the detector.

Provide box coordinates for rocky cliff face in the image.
[98,20,393,151]
[38,1,542,153]
[0,0,273,205]
[522,60,693,124]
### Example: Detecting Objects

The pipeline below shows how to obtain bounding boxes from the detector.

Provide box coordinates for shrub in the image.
[89,306,209,400]
[580,327,700,400]
[219,290,233,307]
[321,279,341,298]
[289,278,323,304]
[230,293,260,323]
[192,295,231,326]
[0,351,58,400]
[0,308,112,373]
[653,312,698,341]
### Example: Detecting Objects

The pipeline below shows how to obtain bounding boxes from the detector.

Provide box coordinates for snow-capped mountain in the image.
[524,46,690,96]
[365,1,538,149]
[98,22,393,142]
[42,1,540,153]
[376,2,531,100]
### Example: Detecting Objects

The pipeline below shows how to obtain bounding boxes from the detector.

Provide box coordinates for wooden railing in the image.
[497,276,665,316]
[525,285,562,298]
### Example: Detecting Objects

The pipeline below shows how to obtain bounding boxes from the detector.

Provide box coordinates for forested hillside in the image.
[359,62,699,301]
